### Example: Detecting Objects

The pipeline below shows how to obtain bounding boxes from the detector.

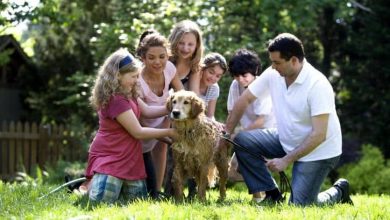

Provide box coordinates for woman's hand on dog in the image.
[168,128,179,142]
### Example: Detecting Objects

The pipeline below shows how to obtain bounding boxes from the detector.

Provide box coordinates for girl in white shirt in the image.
[198,52,228,119]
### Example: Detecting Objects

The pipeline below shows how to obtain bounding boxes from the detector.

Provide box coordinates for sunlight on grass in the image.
[1,181,389,219]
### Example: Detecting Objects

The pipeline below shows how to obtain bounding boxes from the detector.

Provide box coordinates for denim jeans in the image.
[234,128,341,206]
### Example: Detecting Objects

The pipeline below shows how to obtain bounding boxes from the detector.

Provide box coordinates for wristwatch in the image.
[222,131,231,139]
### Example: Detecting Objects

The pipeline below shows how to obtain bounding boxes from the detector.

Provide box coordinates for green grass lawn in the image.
[1,181,389,219]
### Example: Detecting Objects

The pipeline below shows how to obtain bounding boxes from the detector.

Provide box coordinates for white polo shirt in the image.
[227,79,276,129]
[248,60,342,161]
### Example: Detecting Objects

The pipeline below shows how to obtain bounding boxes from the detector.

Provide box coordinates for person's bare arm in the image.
[225,89,257,135]
[206,99,217,118]
[188,71,201,95]
[171,73,184,92]
[137,98,169,119]
[116,109,177,140]
[267,114,329,172]
[244,115,266,130]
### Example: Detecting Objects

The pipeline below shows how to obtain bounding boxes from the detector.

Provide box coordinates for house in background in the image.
[0,34,32,122]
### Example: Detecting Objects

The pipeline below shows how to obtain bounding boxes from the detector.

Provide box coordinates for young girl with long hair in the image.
[169,20,204,95]
[85,48,177,203]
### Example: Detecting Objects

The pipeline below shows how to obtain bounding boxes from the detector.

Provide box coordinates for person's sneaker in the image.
[252,193,284,206]
[64,175,86,193]
[333,178,354,205]
[64,175,76,192]
[152,191,170,201]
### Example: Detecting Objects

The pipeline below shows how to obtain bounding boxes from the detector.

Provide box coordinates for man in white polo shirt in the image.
[223,33,353,206]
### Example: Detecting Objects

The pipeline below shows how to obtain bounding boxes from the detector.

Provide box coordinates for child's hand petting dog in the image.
[157,136,174,145]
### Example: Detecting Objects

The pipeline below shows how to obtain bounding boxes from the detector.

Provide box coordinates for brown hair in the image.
[136,32,170,58]
[201,52,228,74]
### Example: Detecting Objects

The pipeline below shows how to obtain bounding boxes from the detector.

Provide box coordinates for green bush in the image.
[44,160,87,184]
[338,144,390,194]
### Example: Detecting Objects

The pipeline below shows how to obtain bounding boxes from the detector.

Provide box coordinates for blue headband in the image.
[119,55,133,68]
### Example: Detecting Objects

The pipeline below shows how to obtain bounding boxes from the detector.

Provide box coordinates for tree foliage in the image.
[2,0,389,155]
[336,0,390,157]
[338,144,390,194]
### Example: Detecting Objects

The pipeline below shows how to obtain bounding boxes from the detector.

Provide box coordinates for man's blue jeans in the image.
[233,128,341,206]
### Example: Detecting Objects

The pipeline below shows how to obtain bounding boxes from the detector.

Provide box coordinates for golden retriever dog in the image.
[166,90,228,202]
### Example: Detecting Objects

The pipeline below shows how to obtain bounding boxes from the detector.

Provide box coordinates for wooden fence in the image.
[0,121,86,181]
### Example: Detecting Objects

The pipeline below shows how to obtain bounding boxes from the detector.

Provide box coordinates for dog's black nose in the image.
[172,110,180,118]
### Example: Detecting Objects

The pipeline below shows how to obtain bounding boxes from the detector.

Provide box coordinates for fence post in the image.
[30,123,38,172]
[9,121,16,177]
[1,121,8,179]
[38,124,49,169]
[23,122,30,174]
[50,124,58,164]
[16,122,24,172]
[57,124,65,161]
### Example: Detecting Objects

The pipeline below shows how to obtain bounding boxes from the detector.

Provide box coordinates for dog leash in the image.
[219,133,293,200]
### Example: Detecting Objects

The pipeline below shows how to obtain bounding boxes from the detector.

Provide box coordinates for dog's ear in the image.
[166,94,174,112]
[190,95,205,118]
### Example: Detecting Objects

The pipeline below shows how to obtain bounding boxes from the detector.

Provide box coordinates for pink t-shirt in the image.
[85,94,146,180]
[139,61,176,152]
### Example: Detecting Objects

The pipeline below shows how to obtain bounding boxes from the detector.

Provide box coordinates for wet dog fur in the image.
[166,90,228,202]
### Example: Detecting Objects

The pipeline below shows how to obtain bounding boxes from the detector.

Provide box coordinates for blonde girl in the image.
[85,48,177,203]
[169,20,204,95]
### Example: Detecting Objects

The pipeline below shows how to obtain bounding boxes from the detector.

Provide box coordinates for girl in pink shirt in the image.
[85,48,177,204]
